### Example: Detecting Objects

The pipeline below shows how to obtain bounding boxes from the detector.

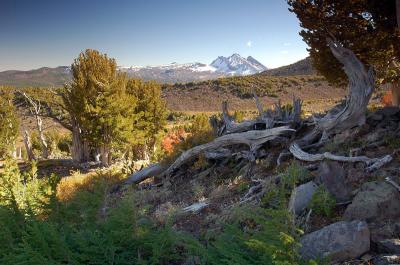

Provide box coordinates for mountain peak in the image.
[210,54,267,75]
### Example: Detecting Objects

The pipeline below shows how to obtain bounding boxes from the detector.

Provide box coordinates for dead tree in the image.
[21,92,49,159]
[22,128,35,161]
[125,126,294,184]
[289,39,391,169]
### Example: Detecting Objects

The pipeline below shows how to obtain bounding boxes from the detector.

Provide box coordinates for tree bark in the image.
[35,115,49,159]
[390,81,400,107]
[99,145,111,167]
[314,39,374,139]
[71,119,86,163]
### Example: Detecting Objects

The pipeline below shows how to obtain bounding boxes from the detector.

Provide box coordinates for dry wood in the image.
[315,39,374,137]
[22,129,35,161]
[21,92,49,158]
[165,126,294,176]
[124,163,167,185]
[289,143,392,171]
[182,201,209,213]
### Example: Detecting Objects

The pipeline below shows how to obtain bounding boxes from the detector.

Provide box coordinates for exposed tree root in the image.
[289,143,392,172]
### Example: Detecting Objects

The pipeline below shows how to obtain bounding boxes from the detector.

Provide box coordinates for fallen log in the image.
[124,163,167,185]
[165,126,294,176]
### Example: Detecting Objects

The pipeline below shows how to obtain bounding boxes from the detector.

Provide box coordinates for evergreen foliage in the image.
[287,0,400,85]
[0,159,313,265]
[0,87,19,158]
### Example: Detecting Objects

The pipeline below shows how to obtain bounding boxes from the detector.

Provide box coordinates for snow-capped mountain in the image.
[0,54,268,86]
[118,54,267,82]
[210,54,267,75]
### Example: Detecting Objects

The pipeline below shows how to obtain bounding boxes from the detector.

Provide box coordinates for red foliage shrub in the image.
[161,128,187,154]
[382,90,392,106]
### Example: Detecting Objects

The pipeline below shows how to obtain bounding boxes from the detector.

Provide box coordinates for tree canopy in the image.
[287,0,400,86]
[0,87,19,158]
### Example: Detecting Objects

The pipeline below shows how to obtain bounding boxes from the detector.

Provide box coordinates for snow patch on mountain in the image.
[210,54,267,75]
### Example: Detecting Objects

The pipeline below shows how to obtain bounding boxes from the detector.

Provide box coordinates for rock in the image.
[376,106,400,117]
[288,181,318,215]
[369,112,384,121]
[299,220,370,262]
[373,255,400,265]
[317,161,352,202]
[369,222,400,243]
[377,239,400,254]
[347,167,366,186]
[343,181,400,222]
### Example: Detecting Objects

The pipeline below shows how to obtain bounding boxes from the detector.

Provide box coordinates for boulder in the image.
[343,181,400,222]
[299,220,370,262]
[377,239,400,255]
[376,106,400,118]
[373,255,400,265]
[317,161,352,202]
[288,181,318,215]
[369,222,400,243]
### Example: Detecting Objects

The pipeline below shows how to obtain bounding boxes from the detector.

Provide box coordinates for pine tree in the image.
[126,79,167,160]
[0,87,19,159]
[287,0,400,105]
[66,49,136,166]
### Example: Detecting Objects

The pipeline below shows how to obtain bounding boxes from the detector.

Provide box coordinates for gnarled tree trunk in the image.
[71,119,90,164]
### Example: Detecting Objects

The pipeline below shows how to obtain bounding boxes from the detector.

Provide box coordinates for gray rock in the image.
[376,106,400,117]
[288,181,318,215]
[369,222,400,243]
[317,161,351,202]
[343,181,400,222]
[373,255,400,265]
[299,220,370,262]
[377,239,400,254]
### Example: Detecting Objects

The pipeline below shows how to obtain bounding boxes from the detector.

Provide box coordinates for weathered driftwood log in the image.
[165,126,294,176]
[124,163,167,185]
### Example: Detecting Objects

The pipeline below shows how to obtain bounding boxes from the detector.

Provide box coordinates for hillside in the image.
[0,66,71,87]
[262,57,316,76]
[162,74,345,113]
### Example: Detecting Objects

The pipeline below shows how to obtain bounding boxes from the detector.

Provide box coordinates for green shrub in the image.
[309,186,336,218]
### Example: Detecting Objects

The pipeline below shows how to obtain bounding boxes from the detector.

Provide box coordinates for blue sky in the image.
[0,0,309,71]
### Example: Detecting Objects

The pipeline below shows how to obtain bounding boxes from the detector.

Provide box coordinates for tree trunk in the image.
[23,130,35,161]
[71,120,84,163]
[390,81,400,107]
[35,115,49,159]
[99,145,111,167]
[314,39,374,139]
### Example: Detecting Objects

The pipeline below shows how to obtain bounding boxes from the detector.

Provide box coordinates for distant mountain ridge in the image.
[0,56,315,87]
[261,57,315,76]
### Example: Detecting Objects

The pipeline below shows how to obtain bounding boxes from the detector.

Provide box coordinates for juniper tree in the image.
[288,0,400,105]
